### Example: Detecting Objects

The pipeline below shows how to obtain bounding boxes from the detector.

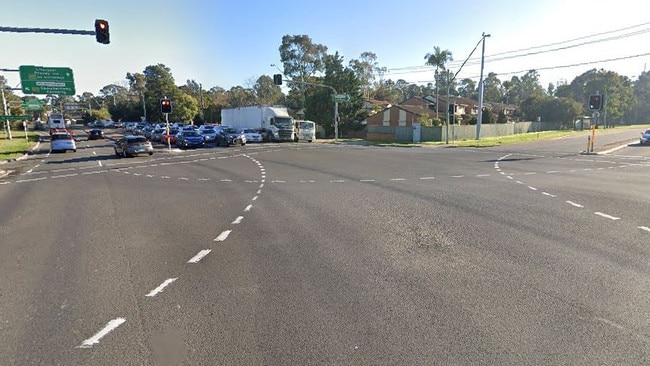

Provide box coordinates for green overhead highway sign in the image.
[332,93,351,103]
[0,115,31,120]
[19,65,76,95]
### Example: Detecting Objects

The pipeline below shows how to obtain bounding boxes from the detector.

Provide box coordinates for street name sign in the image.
[332,94,351,103]
[19,65,76,95]
[0,115,32,120]
[21,104,42,110]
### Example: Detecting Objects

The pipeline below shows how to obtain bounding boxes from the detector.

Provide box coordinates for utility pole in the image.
[476,32,490,140]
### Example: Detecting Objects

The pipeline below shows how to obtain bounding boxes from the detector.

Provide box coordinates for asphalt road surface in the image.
[1,127,649,365]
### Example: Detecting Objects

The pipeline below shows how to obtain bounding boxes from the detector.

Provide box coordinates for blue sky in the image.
[1,0,649,96]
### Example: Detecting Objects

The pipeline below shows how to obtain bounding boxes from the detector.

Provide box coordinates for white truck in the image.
[220,105,296,142]
[294,120,316,142]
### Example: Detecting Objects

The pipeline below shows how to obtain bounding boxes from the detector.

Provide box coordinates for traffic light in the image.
[273,74,282,85]
[160,98,172,114]
[95,19,110,44]
[588,94,603,110]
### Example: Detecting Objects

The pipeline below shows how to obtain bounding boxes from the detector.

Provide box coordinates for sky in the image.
[1,0,649,97]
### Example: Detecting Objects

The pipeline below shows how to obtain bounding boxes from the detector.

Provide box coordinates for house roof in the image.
[393,104,436,118]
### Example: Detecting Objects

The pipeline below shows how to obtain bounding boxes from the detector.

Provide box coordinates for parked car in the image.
[161,128,179,144]
[150,128,166,142]
[242,128,263,143]
[641,129,650,145]
[114,135,154,157]
[113,121,125,128]
[176,130,205,149]
[50,132,77,153]
[88,129,105,140]
[198,125,218,143]
[216,127,247,147]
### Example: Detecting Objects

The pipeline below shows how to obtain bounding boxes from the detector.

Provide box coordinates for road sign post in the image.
[19,65,76,95]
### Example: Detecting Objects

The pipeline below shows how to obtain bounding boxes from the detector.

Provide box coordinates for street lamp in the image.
[476,32,491,140]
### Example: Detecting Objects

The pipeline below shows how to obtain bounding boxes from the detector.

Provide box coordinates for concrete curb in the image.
[596,140,639,155]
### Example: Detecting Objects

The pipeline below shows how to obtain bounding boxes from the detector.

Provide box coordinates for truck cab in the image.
[294,120,316,142]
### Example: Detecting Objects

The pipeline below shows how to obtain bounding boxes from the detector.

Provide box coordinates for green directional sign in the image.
[332,93,351,103]
[0,115,31,120]
[22,98,43,105]
[19,65,76,95]
[21,104,42,110]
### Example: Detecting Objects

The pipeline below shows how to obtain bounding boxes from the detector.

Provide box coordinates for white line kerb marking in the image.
[146,278,177,297]
[77,318,126,348]
[214,230,232,241]
[188,250,212,264]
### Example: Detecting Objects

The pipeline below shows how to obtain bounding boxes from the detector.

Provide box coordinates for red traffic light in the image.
[95,19,110,44]
[588,94,603,110]
[160,98,172,114]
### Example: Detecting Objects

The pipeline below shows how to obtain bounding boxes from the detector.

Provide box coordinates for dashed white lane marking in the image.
[451,175,464,178]
[98,161,103,167]
[252,196,258,201]
[595,212,620,221]
[639,226,650,233]
[272,180,285,183]
[330,180,345,183]
[178,177,189,180]
[476,174,491,177]
[77,318,126,349]
[542,192,557,197]
[360,179,375,182]
[146,278,177,297]
[516,181,524,184]
[256,189,261,194]
[214,230,232,241]
[92,151,97,155]
[16,177,47,183]
[52,168,76,173]
[566,201,584,208]
[420,177,435,180]
[528,186,538,191]
[546,171,558,174]
[82,171,105,175]
[0,181,11,185]
[524,172,536,175]
[259,183,264,188]
[221,179,232,182]
[25,168,33,174]
[232,216,244,224]
[506,176,513,180]
[188,250,212,264]
[389,178,405,181]
[244,204,253,212]
[52,173,78,179]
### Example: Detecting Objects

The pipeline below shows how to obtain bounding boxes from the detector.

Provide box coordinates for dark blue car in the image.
[175,130,205,149]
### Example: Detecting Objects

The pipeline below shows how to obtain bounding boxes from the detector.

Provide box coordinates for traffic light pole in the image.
[165,112,171,150]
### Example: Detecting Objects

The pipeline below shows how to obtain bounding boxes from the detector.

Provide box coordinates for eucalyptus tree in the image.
[424,46,453,117]
[279,34,328,109]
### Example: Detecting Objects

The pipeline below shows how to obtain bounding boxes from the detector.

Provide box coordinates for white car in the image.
[51,132,77,153]
[242,128,263,143]
[641,129,650,145]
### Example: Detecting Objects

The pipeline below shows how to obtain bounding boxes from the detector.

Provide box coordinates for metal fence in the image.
[367,121,569,143]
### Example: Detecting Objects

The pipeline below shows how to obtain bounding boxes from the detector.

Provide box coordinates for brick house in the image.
[366,104,437,127]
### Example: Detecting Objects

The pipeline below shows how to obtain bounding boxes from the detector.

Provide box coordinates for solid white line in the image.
[214,230,232,241]
[16,177,47,183]
[360,179,375,182]
[566,201,584,208]
[638,226,650,233]
[244,204,252,212]
[419,177,435,180]
[542,192,557,197]
[188,249,212,264]
[145,278,177,297]
[232,216,244,224]
[595,212,620,220]
[389,178,405,181]
[52,173,78,179]
[77,318,126,348]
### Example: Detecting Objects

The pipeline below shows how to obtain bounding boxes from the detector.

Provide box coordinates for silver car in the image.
[50,132,77,153]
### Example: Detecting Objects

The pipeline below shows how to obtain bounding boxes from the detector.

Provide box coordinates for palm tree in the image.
[424,46,453,118]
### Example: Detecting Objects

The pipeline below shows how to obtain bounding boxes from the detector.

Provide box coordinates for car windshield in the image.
[51,134,71,141]
[223,128,238,134]
[184,131,200,137]
[127,137,147,144]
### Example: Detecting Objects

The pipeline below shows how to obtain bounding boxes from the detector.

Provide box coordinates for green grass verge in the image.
[0,131,41,160]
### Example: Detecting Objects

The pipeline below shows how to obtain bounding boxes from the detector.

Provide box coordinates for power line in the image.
[385,20,650,75]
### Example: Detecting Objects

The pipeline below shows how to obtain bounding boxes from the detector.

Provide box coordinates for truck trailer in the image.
[220,105,296,142]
